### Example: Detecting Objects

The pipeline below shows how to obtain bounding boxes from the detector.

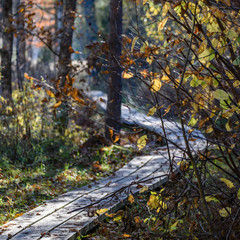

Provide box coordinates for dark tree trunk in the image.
[58,0,76,86]
[83,0,97,43]
[54,0,63,77]
[105,0,122,142]
[57,0,76,133]
[16,0,25,91]
[1,0,13,99]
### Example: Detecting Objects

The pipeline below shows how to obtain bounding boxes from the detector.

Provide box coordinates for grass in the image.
[0,85,141,226]
[0,135,139,225]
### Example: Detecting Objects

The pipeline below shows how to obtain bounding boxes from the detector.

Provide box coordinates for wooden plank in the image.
[89,90,206,151]
[2,156,169,240]
[41,167,170,240]
[0,156,154,239]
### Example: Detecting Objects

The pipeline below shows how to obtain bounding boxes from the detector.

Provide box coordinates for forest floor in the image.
[80,161,240,240]
[0,133,143,226]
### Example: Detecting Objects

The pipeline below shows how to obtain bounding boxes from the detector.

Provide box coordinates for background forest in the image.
[1,0,240,239]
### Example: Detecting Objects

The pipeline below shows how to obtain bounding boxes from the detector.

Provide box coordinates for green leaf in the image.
[237,189,240,199]
[233,56,240,66]
[170,220,179,232]
[213,89,229,100]
[190,75,202,87]
[188,115,198,127]
[227,28,238,40]
[205,196,219,202]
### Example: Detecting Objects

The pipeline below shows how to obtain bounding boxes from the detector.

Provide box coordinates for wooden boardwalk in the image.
[0,153,177,240]
[0,91,206,240]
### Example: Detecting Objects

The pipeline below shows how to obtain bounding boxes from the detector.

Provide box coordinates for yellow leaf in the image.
[219,207,231,217]
[131,36,139,52]
[128,194,135,204]
[161,75,171,82]
[123,233,131,238]
[205,196,219,202]
[163,105,171,116]
[162,2,170,17]
[6,106,13,113]
[147,106,157,116]
[159,200,167,210]
[147,195,159,209]
[113,215,123,222]
[139,186,149,193]
[95,208,108,216]
[143,0,148,4]
[197,40,207,54]
[205,126,213,133]
[151,78,162,92]
[140,41,148,53]
[137,135,148,150]
[122,71,134,79]
[198,48,210,64]
[220,178,235,188]
[146,56,153,65]
[46,90,55,98]
[158,17,168,31]
[207,21,221,33]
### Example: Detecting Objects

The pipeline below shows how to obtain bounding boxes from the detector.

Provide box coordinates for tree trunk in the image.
[16,0,26,91]
[57,0,76,134]
[58,0,76,86]
[105,0,122,142]
[1,0,13,99]
[83,0,97,43]
[54,0,63,77]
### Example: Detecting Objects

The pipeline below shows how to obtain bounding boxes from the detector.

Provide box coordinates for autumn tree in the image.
[1,0,13,99]
[105,0,123,142]
[116,0,240,237]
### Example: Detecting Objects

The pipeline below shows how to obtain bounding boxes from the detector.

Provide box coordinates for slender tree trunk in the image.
[1,0,13,99]
[105,0,122,142]
[16,0,25,91]
[54,0,63,77]
[58,0,76,86]
[57,0,76,134]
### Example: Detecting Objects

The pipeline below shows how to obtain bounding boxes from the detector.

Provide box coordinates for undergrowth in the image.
[0,85,138,225]
[81,158,240,240]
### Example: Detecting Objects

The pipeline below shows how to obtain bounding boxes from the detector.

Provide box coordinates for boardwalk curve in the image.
[0,91,206,240]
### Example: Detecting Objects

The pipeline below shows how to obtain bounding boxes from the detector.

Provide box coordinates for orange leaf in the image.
[46,90,55,98]
[53,101,62,108]
[123,233,132,238]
